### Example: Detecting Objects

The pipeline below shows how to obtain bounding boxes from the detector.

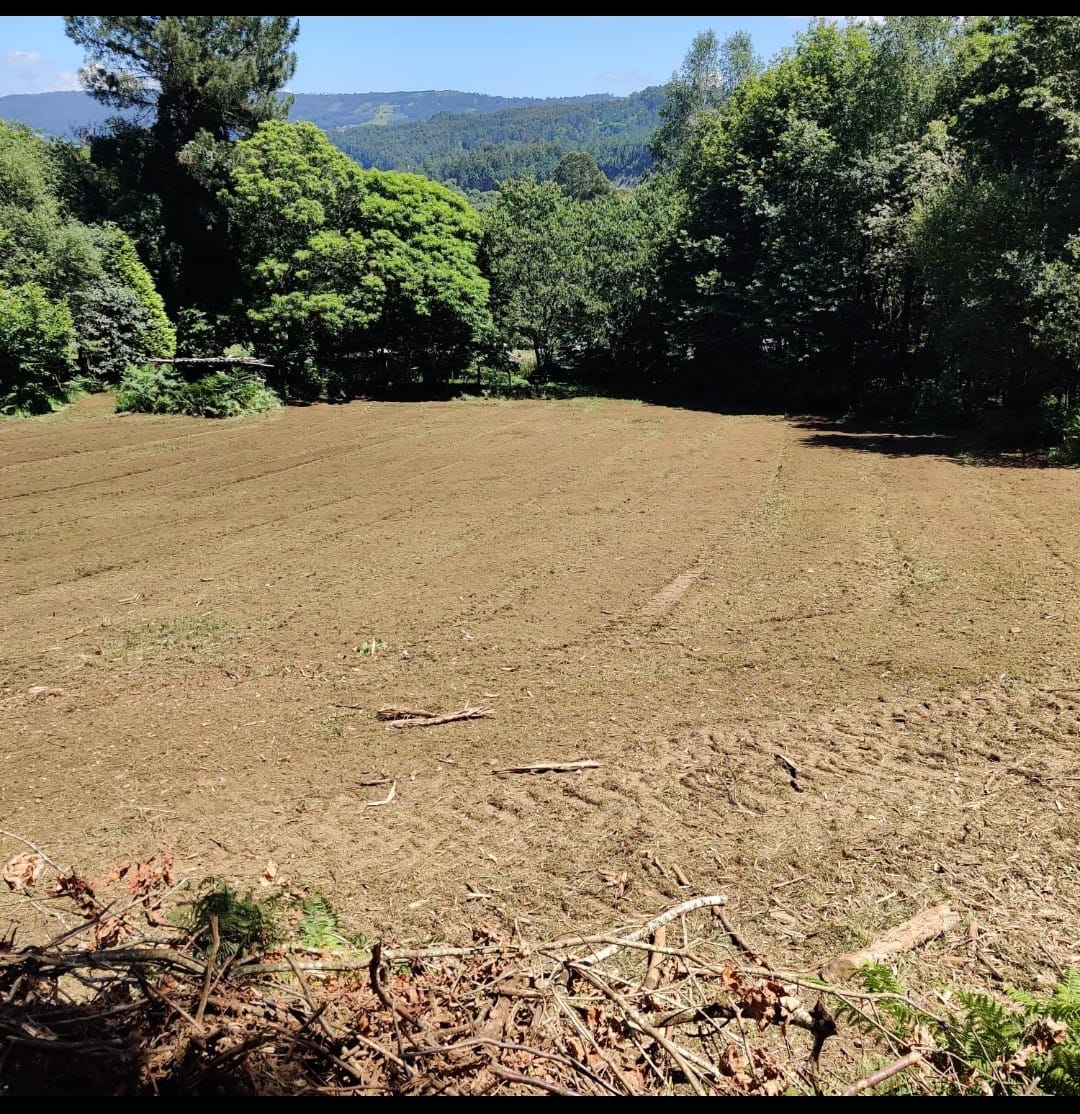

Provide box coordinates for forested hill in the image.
[323,86,664,190]
[0,86,662,190]
[0,88,611,136]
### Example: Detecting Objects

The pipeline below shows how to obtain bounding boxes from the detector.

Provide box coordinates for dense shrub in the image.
[0,282,76,415]
[116,360,281,418]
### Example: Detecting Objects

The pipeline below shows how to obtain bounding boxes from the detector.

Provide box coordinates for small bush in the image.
[0,282,76,415]
[116,362,281,418]
[1042,394,1080,465]
[114,362,183,414]
[172,879,283,961]
[176,369,282,418]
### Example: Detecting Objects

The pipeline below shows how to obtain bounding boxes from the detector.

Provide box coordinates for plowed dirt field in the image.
[3,392,1078,986]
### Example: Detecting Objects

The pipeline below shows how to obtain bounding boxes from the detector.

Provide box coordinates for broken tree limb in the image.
[774,752,798,779]
[774,752,803,792]
[575,894,728,967]
[841,1050,923,1096]
[385,704,493,728]
[363,782,396,808]
[493,759,600,775]
[643,926,666,992]
[821,903,961,981]
[377,705,436,721]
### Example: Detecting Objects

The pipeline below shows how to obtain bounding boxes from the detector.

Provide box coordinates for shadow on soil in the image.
[790,416,1058,469]
[315,373,1066,471]
[539,378,1063,470]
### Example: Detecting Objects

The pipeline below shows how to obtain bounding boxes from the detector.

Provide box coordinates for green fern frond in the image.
[855,962,914,1029]
[946,991,1026,1067]
[858,961,904,996]
[172,878,283,960]
[298,892,349,949]
[1038,1043,1080,1098]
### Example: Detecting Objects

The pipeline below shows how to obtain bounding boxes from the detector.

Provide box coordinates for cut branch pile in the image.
[0,841,1049,1097]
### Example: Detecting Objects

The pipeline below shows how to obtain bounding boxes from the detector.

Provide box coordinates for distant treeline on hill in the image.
[0,87,660,189]
[324,86,665,190]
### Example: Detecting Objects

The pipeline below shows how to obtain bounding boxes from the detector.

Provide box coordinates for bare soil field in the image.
[2,391,1079,1087]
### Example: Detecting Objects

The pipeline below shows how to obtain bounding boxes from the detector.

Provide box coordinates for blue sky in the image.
[0,16,863,99]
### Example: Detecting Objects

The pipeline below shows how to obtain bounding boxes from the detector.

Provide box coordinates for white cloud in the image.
[1,50,82,95]
[52,70,83,92]
[3,50,43,68]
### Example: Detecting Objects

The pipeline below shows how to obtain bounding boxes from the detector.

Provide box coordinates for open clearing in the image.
[2,392,1078,1000]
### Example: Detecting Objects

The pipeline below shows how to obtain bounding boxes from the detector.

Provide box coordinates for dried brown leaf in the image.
[3,852,44,892]
[106,861,132,885]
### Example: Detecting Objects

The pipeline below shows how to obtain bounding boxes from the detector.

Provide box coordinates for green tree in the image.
[662,18,972,408]
[481,173,680,384]
[0,283,76,415]
[481,178,587,373]
[553,151,611,201]
[225,120,493,400]
[651,30,761,170]
[63,16,299,318]
[1,119,174,399]
[560,177,681,381]
[915,16,1080,431]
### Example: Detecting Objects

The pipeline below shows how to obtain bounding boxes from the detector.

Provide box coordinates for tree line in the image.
[1,16,1077,460]
[324,86,664,198]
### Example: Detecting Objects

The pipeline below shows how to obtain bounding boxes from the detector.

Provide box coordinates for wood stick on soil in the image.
[715,906,774,971]
[822,904,960,981]
[570,963,712,1096]
[493,759,600,775]
[387,705,493,728]
[194,913,220,1027]
[363,781,397,808]
[489,1064,583,1097]
[376,705,436,721]
[842,1050,923,1096]
[643,925,667,992]
[774,752,799,779]
[577,894,727,967]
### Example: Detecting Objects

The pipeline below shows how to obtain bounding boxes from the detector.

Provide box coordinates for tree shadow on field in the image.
[792,415,1059,469]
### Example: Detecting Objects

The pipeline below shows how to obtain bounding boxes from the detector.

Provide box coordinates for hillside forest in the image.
[1,16,1078,461]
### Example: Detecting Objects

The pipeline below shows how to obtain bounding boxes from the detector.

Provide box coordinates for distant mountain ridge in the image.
[326,86,664,191]
[0,88,619,137]
[0,86,661,192]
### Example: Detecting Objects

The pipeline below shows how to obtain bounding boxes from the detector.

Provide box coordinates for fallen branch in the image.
[489,1064,583,1096]
[821,904,960,981]
[386,705,493,728]
[363,782,397,808]
[715,906,774,971]
[376,705,436,721]
[841,1049,923,1096]
[574,894,728,967]
[493,759,600,775]
[643,926,666,992]
[570,962,712,1096]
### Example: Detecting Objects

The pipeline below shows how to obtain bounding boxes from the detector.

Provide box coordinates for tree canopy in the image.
[63,17,299,318]
[0,15,1076,458]
[226,120,493,400]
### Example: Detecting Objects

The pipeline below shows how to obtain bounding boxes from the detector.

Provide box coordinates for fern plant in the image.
[297,892,348,949]
[295,892,370,951]
[840,962,1080,1096]
[172,879,283,961]
[1006,968,1080,1096]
